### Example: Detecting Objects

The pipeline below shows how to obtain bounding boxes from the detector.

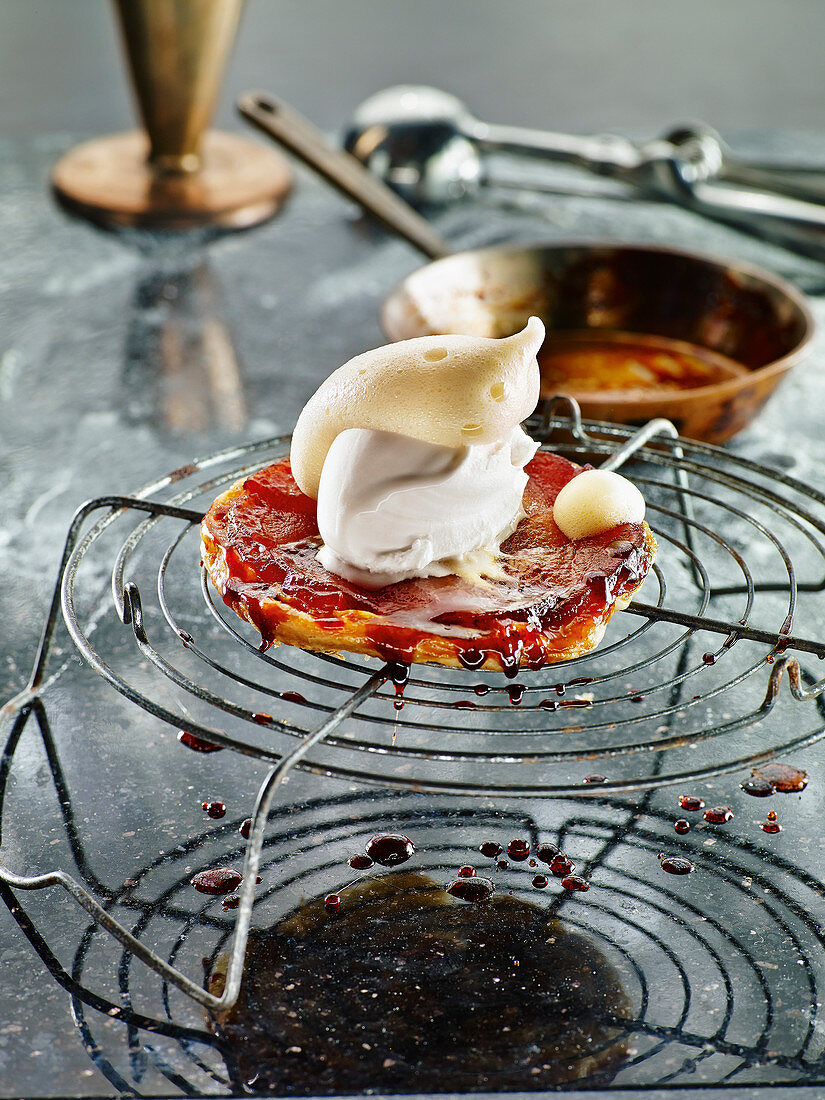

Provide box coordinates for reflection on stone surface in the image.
[122,257,246,436]
[208,870,631,1093]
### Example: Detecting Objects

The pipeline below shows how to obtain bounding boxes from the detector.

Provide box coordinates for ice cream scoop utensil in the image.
[340,85,825,261]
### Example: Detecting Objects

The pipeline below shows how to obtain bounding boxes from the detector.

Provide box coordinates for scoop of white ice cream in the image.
[291,318,545,588]
[316,426,538,588]
[552,468,645,540]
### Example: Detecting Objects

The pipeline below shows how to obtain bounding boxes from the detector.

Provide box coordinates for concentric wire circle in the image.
[63,792,825,1092]
[59,417,825,795]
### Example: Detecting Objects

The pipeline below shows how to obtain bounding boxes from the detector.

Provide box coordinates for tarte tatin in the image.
[201,450,656,673]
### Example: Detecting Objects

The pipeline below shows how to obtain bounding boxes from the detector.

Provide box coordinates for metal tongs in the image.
[342,85,825,262]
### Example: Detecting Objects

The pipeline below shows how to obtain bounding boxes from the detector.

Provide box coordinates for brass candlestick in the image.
[52,0,291,230]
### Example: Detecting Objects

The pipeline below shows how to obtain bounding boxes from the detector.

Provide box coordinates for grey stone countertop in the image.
[5,131,825,1097]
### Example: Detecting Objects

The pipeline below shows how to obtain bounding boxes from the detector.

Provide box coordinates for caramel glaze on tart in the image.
[201,451,656,673]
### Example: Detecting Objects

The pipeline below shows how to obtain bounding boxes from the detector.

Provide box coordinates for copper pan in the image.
[239,93,813,443]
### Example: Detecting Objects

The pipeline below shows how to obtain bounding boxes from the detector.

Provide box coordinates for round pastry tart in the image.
[201,450,656,672]
[202,319,656,672]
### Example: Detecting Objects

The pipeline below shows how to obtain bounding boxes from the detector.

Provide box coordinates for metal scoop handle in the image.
[468,117,642,178]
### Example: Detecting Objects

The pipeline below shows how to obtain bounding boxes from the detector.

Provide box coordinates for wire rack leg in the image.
[1,496,204,726]
[0,670,382,1012]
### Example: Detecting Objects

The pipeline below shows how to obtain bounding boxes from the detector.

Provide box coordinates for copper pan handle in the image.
[238,91,451,261]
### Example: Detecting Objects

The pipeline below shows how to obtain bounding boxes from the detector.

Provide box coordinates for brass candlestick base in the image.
[52,0,292,231]
[52,130,292,230]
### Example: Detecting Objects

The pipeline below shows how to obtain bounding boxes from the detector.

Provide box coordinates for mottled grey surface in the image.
[4,11,825,1091]
[3,129,825,1097]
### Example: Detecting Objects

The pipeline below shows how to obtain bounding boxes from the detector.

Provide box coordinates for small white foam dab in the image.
[553,469,645,540]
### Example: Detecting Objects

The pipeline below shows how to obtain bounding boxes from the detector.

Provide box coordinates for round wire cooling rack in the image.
[37,400,825,799]
[5,399,825,1017]
[5,777,825,1091]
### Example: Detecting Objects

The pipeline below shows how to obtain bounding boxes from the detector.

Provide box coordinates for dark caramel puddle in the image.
[207,870,631,1093]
